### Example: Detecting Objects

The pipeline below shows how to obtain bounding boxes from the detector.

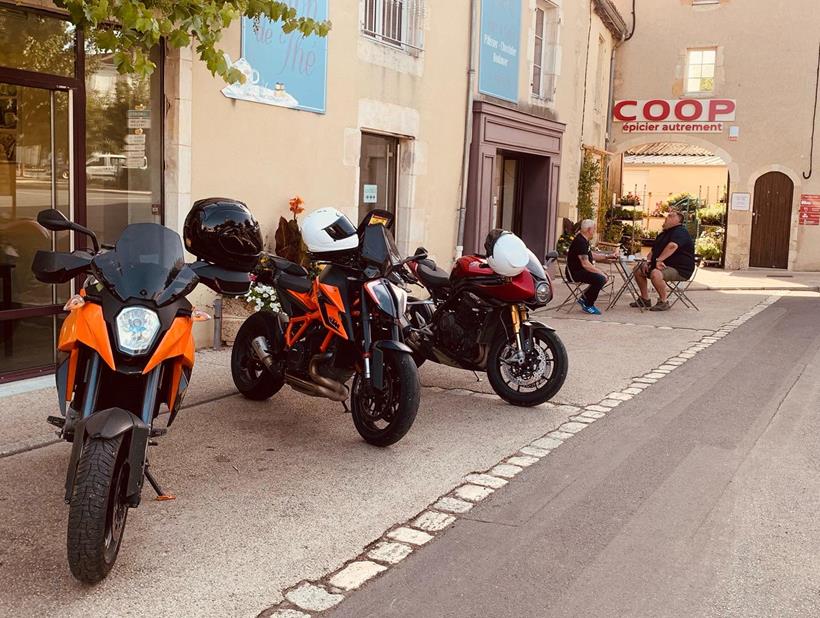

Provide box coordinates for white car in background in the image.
[86,153,147,186]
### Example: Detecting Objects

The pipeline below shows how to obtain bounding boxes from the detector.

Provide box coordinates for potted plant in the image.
[222,195,307,344]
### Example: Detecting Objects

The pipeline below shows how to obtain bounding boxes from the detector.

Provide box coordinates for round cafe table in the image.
[606,257,647,312]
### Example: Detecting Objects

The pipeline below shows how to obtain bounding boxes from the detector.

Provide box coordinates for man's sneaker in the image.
[649,300,671,312]
[629,297,652,308]
[577,298,589,310]
[581,303,601,315]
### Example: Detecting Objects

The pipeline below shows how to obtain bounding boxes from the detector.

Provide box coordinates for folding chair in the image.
[553,263,586,312]
[552,261,614,312]
[666,262,699,310]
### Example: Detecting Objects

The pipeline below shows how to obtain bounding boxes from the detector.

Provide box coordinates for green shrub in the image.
[577,154,601,221]
[696,228,724,261]
[697,204,726,226]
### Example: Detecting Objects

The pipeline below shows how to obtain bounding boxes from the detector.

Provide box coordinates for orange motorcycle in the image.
[32,199,259,583]
[231,208,423,446]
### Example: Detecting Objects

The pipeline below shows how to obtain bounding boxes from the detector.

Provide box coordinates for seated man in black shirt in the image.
[566,219,617,315]
[631,210,696,311]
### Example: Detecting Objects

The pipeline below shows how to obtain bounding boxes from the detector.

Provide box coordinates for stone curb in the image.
[259,295,780,617]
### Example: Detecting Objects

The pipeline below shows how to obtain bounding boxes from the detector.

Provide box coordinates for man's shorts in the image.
[660,266,686,282]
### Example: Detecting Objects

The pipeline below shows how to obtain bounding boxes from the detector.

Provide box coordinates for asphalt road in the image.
[331,295,820,618]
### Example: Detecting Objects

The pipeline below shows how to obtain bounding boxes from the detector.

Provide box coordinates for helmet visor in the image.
[324,216,357,241]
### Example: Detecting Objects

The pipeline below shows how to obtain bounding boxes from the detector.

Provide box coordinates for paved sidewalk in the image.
[331,295,820,618]
[0,290,810,616]
[692,267,820,291]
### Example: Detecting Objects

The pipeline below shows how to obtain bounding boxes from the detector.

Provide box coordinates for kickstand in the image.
[145,464,176,501]
[472,371,482,383]
[341,398,351,414]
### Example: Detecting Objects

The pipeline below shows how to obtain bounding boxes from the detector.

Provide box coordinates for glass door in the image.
[359,132,398,224]
[0,82,72,376]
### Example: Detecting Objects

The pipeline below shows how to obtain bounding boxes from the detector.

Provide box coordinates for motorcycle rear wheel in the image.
[351,350,420,446]
[67,435,129,584]
[487,328,568,407]
[231,312,285,400]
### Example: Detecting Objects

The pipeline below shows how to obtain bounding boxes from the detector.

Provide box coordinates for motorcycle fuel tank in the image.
[451,256,535,302]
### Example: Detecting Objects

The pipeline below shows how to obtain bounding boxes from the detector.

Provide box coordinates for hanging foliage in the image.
[54,0,331,83]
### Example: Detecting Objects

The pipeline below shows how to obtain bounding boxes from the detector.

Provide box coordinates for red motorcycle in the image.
[401,230,567,407]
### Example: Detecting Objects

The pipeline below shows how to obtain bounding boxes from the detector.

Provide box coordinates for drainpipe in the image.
[455,0,479,260]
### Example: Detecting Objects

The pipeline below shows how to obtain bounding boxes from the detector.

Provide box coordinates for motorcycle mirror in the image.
[36,209,101,253]
[37,209,72,231]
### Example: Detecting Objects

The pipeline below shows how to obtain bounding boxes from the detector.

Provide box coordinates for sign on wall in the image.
[478,0,522,103]
[222,1,329,113]
[799,194,820,226]
[730,192,750,211]
[613,98,737,134]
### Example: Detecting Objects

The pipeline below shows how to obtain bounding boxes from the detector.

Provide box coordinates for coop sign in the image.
[614,98,736,134]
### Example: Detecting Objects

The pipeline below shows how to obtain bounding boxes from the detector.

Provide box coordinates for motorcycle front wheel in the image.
[487,328,568,407]
[350,350,420,446]
[67,435,129,583]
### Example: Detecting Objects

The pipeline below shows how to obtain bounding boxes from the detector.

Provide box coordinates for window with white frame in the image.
[362,0,424,51]
[686,47,717,93]
[531,1,560,100]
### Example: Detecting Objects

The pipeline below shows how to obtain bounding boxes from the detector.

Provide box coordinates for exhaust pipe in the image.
[251,338,348,402]
[250,336,275,370]
[285,353,348,402]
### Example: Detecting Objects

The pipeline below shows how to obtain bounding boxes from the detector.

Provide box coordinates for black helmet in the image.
[184,198,262,271]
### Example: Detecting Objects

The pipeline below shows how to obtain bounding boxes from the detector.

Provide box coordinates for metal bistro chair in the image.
[665,261,700,310]
[553,258,614,312]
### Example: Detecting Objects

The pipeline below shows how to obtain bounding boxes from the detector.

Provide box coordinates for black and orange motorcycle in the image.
[32,198,259,583]
[230,208,422,446]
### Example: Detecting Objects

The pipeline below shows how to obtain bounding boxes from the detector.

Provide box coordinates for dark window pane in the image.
[0,6,76,77]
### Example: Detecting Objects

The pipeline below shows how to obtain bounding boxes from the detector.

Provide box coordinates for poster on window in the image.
[478,0,522,103]
[222,1,329,114]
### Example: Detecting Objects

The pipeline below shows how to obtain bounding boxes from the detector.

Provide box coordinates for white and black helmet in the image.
[484,229,529,277]
[300,208,359,254]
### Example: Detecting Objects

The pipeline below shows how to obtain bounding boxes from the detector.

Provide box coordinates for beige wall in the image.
[510,0,618,222]
[184,3,470,268]
[623,164,728,212]
[610,0,820,270]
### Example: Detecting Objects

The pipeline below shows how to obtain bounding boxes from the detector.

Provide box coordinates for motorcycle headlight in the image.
[535,281,552,304]
[115,307,160,356]
[389,282,408,317]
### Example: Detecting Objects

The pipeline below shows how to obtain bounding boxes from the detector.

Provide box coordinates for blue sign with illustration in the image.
[223,1,328,114]
[478,0,522,103]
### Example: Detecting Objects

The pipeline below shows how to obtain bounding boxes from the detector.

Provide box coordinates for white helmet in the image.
[300,208,359,254]
[485,229,529,277]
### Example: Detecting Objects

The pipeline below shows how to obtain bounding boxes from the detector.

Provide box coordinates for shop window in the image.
[686,48,716,93]
[359,133,398,225]
[531,1,560,101]
[362,0,425,51]
[84,43,163,245]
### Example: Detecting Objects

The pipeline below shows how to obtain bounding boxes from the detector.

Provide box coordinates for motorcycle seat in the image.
[417,261,450,289]
[277,272,312,294]
[269,256,309,277]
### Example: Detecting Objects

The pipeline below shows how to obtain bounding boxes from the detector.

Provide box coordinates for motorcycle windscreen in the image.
[92,223,195,304]
[360,222,402,274]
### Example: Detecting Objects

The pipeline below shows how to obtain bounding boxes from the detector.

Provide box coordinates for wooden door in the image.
[750,171,793,268]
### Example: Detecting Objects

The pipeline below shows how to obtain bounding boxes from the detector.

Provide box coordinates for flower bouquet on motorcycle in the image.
[231,208,423,447]
[402,230,568,407]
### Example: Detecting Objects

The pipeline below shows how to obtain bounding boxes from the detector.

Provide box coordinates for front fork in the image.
[509,304,529,363]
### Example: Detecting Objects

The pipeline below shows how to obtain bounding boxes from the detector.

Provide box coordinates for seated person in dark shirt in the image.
[566,219,618,315]
[632,210,696,312]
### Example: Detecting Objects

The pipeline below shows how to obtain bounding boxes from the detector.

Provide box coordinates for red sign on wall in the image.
[799,194,820,226]
[613,98,737,134]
